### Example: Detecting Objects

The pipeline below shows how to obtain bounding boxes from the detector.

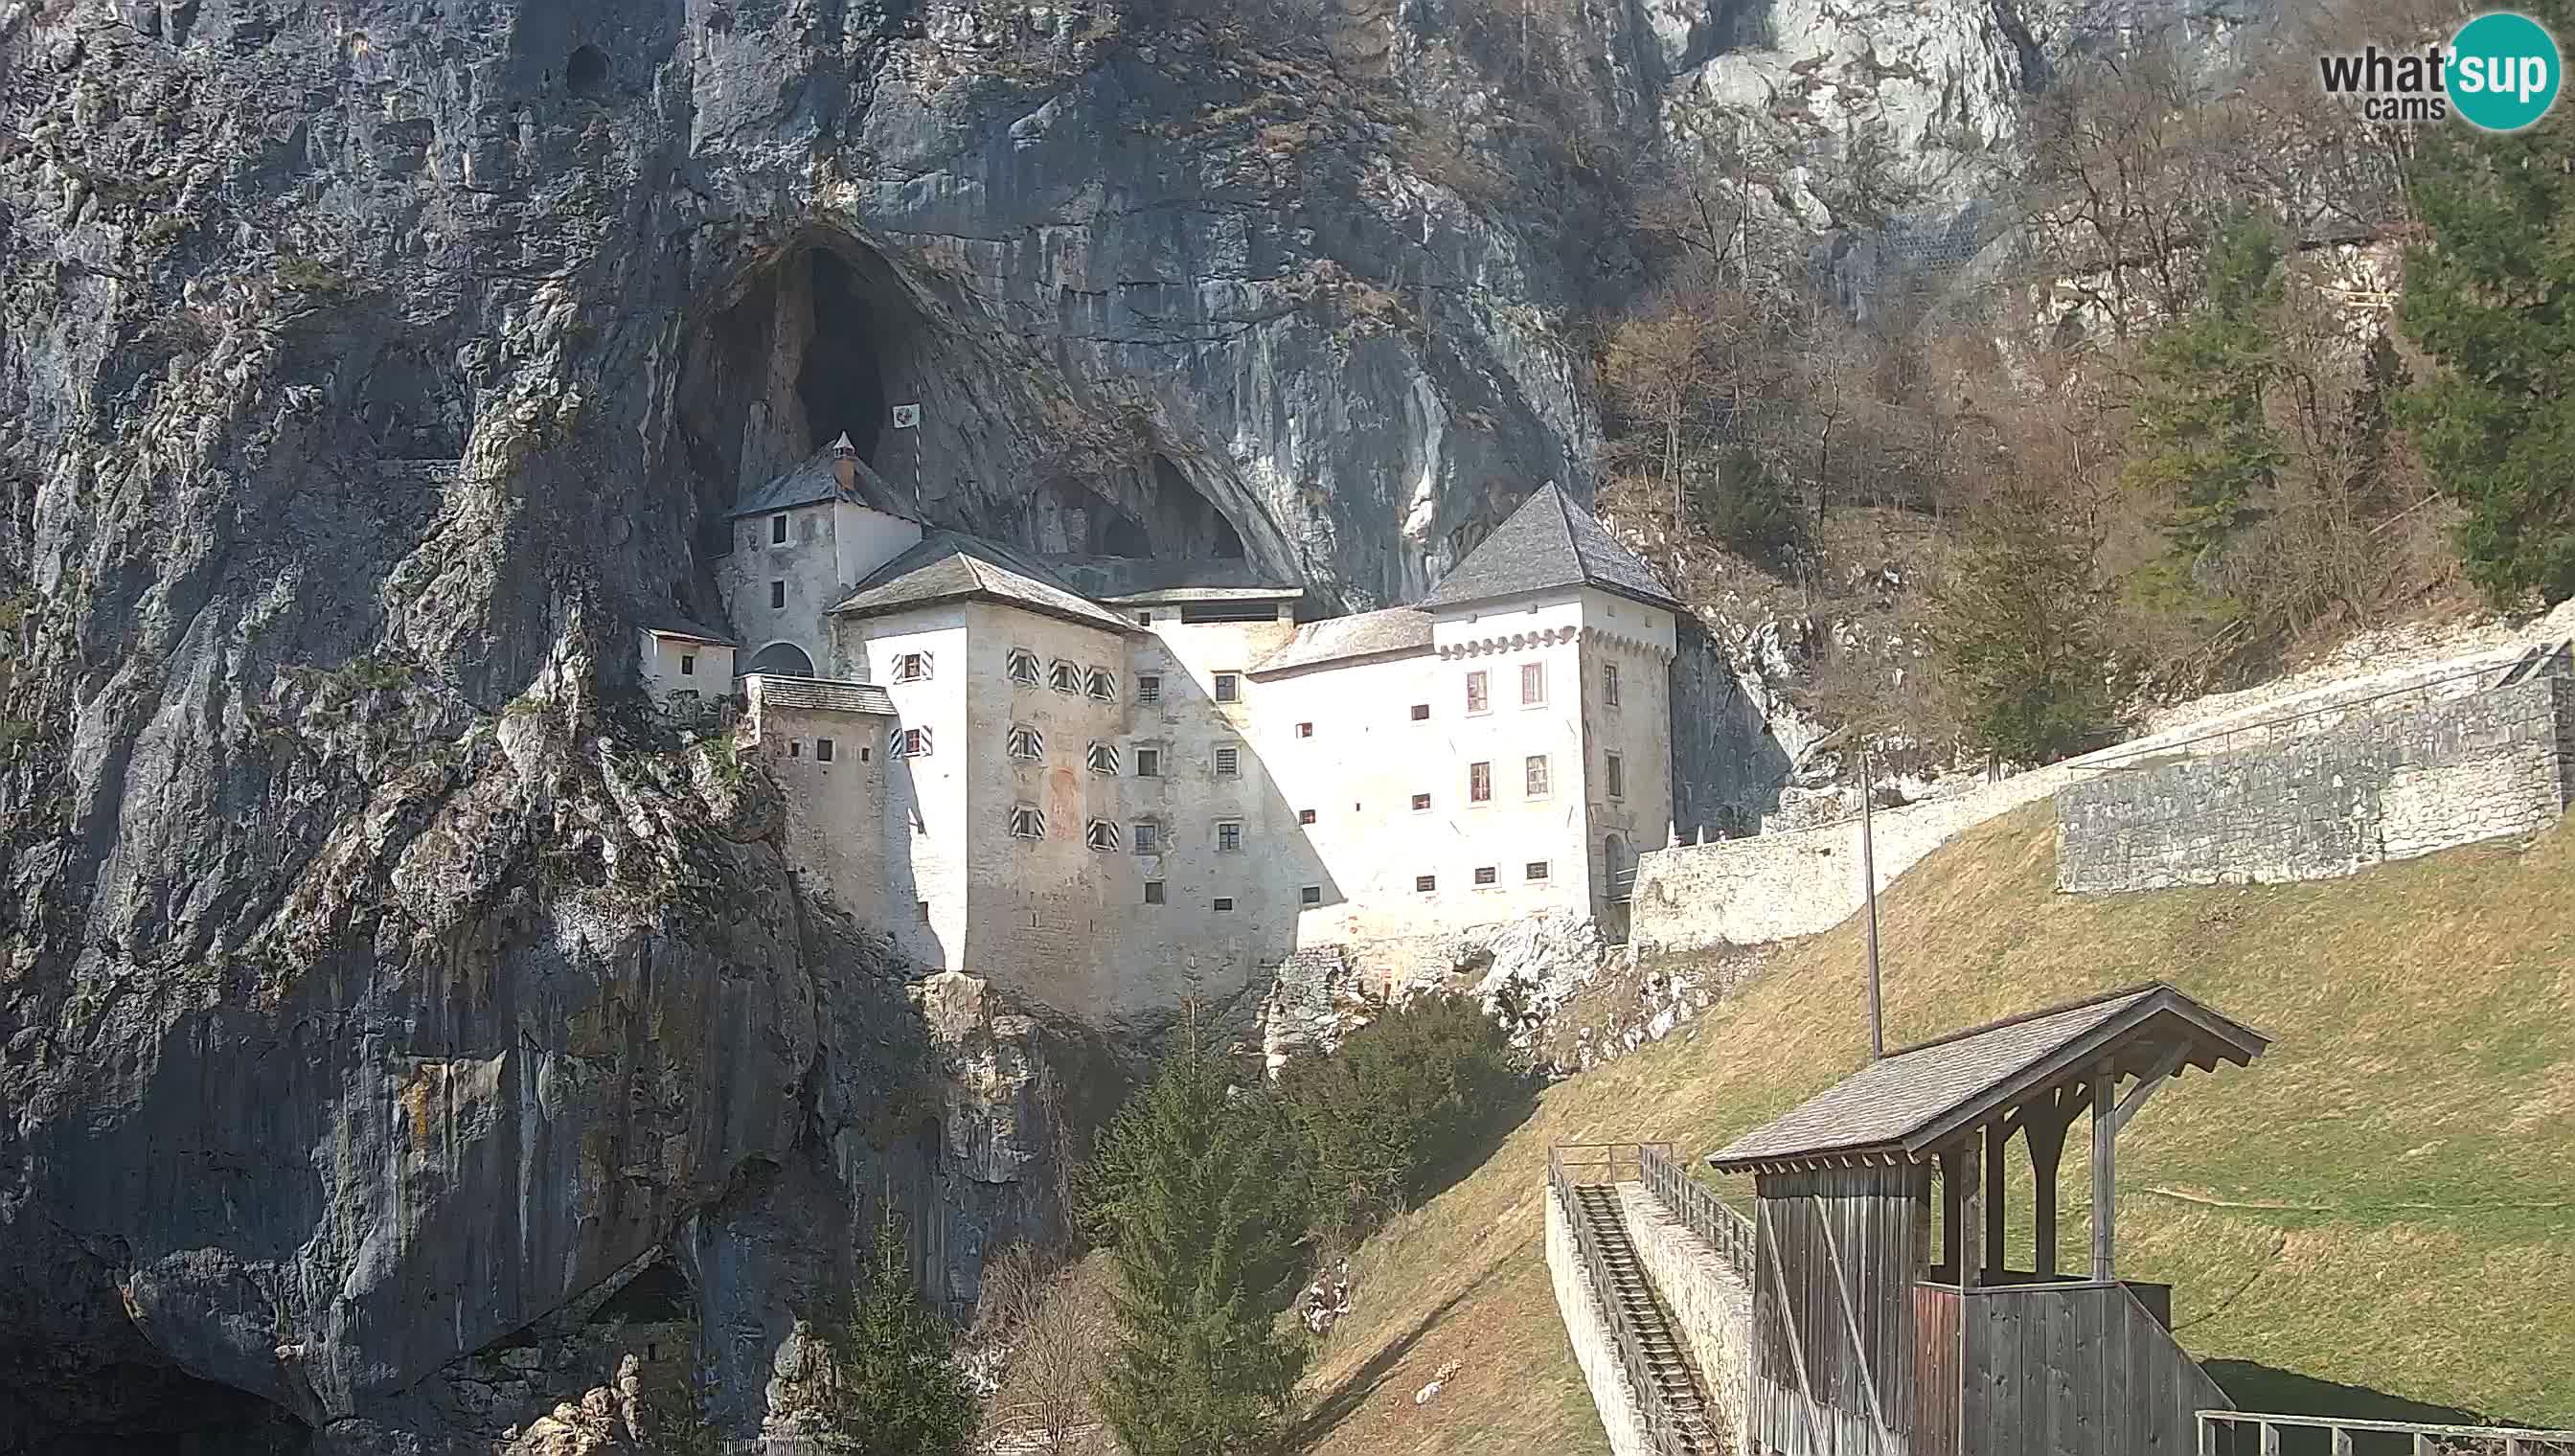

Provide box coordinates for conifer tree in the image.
[805,1207,977,1455]
[2123,213,2287,571]
[1090,1023,1311,1456]
[1927,480,2117,764]
[2397,21,2575,607]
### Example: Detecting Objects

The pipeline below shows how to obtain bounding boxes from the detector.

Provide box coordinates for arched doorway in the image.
[747,641,814,677]
[1604,832,1635,899]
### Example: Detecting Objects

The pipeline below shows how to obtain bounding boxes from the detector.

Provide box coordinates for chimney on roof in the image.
[831,432,857,496]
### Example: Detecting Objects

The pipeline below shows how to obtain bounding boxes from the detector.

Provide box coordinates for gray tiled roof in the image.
[724,439,916,521]
[1251,608,1433,676]
[646,617,738,646]
[1040,556,1304,602]
[1706,984,2267,1170]
[828,533,1137,635]
[1421,484,1682,613]
[747,675,896,717]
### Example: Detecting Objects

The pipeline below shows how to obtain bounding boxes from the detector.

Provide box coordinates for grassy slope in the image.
[1298,806,2575,1453]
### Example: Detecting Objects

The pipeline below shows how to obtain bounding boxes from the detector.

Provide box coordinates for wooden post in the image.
[1957,1135,1982,1290]
[1984,1120,2007,1281]
[2092,1062,2117,1284]
[1939,1147,1964,1280]
[2029,1085,2072,1277]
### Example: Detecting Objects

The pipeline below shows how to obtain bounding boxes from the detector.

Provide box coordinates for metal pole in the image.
[1860,740,1884,1060]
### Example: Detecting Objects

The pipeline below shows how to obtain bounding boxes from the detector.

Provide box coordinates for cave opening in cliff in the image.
[799,247,891,463]
[564,45,609,98]
[590,1258,694,1325]
[1151,455,1243,559]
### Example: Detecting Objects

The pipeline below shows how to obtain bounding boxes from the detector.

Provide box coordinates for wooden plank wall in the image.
[1911,1285,1962,1456]
[1958,1282,2230,1456]
[1745,1167,1927,1456]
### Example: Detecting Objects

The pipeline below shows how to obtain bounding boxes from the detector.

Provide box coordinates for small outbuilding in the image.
[1705,982,2268,1456]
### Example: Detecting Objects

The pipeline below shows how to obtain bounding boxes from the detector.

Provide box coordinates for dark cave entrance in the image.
[1151,455,1242,559]
[590,1259,694,1325]
[798,248,891,462]
[564,45,609,98]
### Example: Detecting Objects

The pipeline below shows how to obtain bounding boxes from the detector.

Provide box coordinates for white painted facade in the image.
[638,628,735,702]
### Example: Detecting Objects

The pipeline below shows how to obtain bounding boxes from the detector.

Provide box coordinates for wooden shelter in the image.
[1704,982,2269,1456]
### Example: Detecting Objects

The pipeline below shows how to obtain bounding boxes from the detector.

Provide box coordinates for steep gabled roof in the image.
[725,437,916,521]
[828,533,1138,635]
[1705,983,2268,1172]
[1420,484,1682,613]
[1251,608,1433,676]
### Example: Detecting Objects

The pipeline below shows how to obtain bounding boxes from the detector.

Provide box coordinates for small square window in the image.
[1216,820,1243,853]
[1474,865,1497,885]
[1411,792,1431,811]
[1212,896,1235,912]
[1134,747,1163,778]
[1466,670,1489,714]
[1297,808,1316,826]
[1136,611,1153,626]
[1525,754,1551,798]
[860,744,870,762]
[1526,860,1550,881]
[769,580,786,609]
[1604,661,1622,706]
[1606,751,1625,801]
[771,513,789,544]
[1132,821,1161,854]
[1143,880,1166,905]
[1408,703,1429,721]
[1301,885,1322,906]
[1137,674,1162,704]
[1007,648,1041,687]
[1215,746,1240,778]
[1521,661,1546,706]
[679,653,695,676]
[1414,875,1437,893]
[1086,819,1121,852]
[1296,721,1313,739]
[894,651,933,683]
[1470,761,1492,803]
[892,726,934,759]
[789,741,802,759]
[1007,724,1044,761]
[917,899,932,921]
[1087,742,1120,775]
[1049,660,1081,693]
[1086,668,1117,703]
[1009,806,1045,839]
[817,738,835,763]
[1214,672,1241,703]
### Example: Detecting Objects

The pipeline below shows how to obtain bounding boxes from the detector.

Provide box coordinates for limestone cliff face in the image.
[0,0,2255,1447]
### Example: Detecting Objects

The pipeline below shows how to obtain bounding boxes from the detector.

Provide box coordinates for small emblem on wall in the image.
[891,403,923,429]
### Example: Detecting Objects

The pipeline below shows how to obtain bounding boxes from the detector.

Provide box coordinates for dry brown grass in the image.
[1298,807,2575,1453]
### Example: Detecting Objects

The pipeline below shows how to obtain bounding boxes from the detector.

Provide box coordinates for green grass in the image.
[1298,805,2575,1453]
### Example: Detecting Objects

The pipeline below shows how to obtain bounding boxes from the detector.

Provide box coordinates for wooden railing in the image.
[1547,1146,1705,1456]
[1552,1141,1652,1186]
[2198,1411,2575,1456]
[1637,1142,1756,1281]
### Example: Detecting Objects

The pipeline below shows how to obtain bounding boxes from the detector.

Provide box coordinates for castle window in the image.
[1214,745,1241,778]
[1134,747,1163,778]
[1137,673,1162,704]
[1606,751,1625,800]
[1215,820,1242,853]
[1087,742,1120,775]
[1474,865,1497,886]
[1007,648,1040,686]
[1409,703,1429,721]
[894,651,933,683]
[861,745,870,762]
[1049,660,1080,693]
[918,899,932,921]
[771,513,789,545]
[769,580,786,609]
[1212,896,1234,912]
[1521,662,1546,706]
[1525,754,1550,798]
[1007,725,1044,761]
[1086,668,1117,702]
[1604,661,1622,706]
[1301,885,1322,906]
[1213,672,1241,703]
[1526,860,1550,881]
[1131,820,1162,854]
[1414,875,1436,893]
[1470,762,1492,803]
[1144,880,1165,905]
[789,741,802,759]
[891,727,933,760]
[1298,808,1316,825]
[1136,611,1152,626]
[1296,722,1313,739]
[1410,793,1431,811]
[1466,670,1490,714]
[1009,805,1045,839]
[1085,819,1121,852]
[679,653,695,676]
[817,738,835,763]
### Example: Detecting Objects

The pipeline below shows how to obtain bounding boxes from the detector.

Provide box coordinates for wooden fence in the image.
[1638,1141,1757,1280]
[2198,1411,2575,1456]
[1549,1144,1707,1456]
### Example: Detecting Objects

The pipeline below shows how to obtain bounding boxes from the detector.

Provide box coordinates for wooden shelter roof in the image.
[1705,983,2267,1173]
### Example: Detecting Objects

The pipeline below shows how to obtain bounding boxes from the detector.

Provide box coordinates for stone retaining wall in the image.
[1618,1184,1753,1448]
[2056,672,2572,893]
[1544,1186,1656,1456]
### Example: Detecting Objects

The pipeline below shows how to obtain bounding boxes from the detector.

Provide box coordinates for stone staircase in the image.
[1566,1181,1720,1454]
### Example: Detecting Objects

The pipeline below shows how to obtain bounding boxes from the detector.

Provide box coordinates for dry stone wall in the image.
[2055,673,2572,893]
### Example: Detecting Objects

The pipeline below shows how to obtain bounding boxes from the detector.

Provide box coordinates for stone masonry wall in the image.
[2056,673,2572,893]
[1617,1184,1753,1449]
[1546,1186,1658,1456]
